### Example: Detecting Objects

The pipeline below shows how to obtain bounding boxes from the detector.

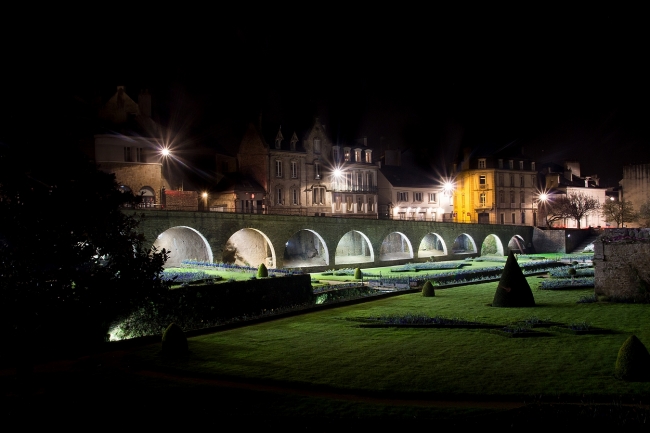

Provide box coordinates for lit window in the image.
[354,149,362,162]
[414,192,423,202]
[365,150,372,163]
[479,175,486,186]
[429,193,437,202]
[480,192,486,207]
[397,192,408,202]
[313,187,325,205]
[344,147,351,162]
[291,161,298,178]
[346,195,353,211]
[275,160,283,178]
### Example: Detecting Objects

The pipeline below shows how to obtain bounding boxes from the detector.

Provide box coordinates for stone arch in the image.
[380,231,413,261]
[138,185,156,208]
[508,235,526,253]
[480,234,505,256]
[223,228,277,269]
[152,226,213,268]
[451,233,477,254]
[335,230,374,265]
[418,232,448,258]
[283,229,329,268]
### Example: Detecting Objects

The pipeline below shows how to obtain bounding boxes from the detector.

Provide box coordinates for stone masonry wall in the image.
[164,190,198,211]
[594,228,650,300]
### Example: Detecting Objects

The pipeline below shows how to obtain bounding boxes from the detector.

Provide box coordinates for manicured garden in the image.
[131,275,650,403]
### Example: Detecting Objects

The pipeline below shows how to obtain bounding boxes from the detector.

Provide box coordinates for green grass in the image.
[132,276,650,401]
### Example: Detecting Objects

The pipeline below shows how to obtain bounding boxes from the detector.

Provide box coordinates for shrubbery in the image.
[422,281,435,297]
[257,263,268,278]
[615,335,650,381]
[162,323,188,357]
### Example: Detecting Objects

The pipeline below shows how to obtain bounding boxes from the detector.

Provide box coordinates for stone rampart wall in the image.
[594,228,650,300]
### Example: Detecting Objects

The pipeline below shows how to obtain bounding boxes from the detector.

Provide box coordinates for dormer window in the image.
[478,158,486,169]
[332,146,340,162]
[498,159,503,169]
[354,148,362,162]
[290,132,298,151]
[344,147,351,162]
[531,162,536,171]
[508,160,514,169]
[519,161,524,170]
[313,138,321,154]
[365,149,372,163]
[275,128,283,150]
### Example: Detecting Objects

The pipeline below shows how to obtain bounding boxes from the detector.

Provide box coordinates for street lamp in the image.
[202,192,209,212]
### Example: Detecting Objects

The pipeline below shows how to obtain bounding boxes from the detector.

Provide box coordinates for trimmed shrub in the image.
[492,251,535,307]
[257,263,268,278]
[354,268,363,280]
[422,281,435,297]
[615,335,650,381]
[162,323,188,357]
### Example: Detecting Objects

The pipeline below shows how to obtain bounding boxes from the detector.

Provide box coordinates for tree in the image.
[601,199,637,228]
[545,192,601,229]
[0,145,169,352]
[638,198,650,227]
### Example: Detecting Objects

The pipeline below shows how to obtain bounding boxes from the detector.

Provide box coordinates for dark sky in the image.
[4,11,648,187]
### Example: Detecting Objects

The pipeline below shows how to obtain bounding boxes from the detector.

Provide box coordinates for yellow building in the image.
[452,150,540,226]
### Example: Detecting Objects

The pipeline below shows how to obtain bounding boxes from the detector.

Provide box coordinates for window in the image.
[531,162,536,171]
[276,188,283,204]
[478,158,486,169]
[500,213,505,224]
[498,159,503,169]
[367,196,374,212]
[429,192,437,203]
[124,147,132,162]
[314,162,321,179]
[520,191,525,204]
[354,149,362,162]
[365,150,372,163]
[499,190,505,203]
[480,192,486,207]
[508,160,514,169]
[292,188,298,205]
[479,175,486,187]
[520,175,524,187]
[521,212,526,224]
[344,147,351,162]
[511,213,516,224]
[312,187,325,205]
[357,196,363,211]
[332,147,339,162]
[313,138,321,154]
[291,161,298,178]
[335,194,341,211]
[275,160,283,178]
[509,174,514,186]
[414,192,423,202]
[397,191,408,202]
[510,190,515,204]
[136,147,143,162]
[531,175,536,186]
[346,195,353,211]
[519,161,524,170]
[498,173,504,186]
[357,173,363,190]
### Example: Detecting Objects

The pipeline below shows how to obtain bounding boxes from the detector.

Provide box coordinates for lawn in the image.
[133,276,650,401]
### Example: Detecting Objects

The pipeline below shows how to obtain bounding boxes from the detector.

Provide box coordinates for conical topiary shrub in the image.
[492,250,535,307]
[162,323,188,357]
[354,268,363,280]
[257,263,268,278]
[615,335,650,381]
[422,281,435,297]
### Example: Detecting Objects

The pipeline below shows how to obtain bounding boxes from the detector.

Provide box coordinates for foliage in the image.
[368,314,480,326]
[0,146,169,350]
[614,335,650,381]
[545,192,601,228]
[492,251,536,307]
[577,294,598,303]
[638,198,650,227]
[257,263,268,278]
[354,268,362,279]
[421,281,435,297]
[481,235,498,255]
[601,199,637,228]
[540,277,594,289]
[162,323,188,357]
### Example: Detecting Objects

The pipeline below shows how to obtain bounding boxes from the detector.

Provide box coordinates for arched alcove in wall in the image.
[152,226,213,268]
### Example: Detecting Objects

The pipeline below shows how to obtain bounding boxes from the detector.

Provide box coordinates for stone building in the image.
[220,117,379,218]
[377,150,453,221]
[619,163,650,228]
[93,86,170,207]
[452,148,540,226]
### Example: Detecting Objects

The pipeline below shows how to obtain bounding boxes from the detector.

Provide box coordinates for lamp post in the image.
[202,192,208,212]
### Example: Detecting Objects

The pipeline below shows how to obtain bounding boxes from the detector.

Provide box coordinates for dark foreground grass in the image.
[4,276,650,426]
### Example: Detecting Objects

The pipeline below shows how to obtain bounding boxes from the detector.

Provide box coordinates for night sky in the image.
[4,11,648,188]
